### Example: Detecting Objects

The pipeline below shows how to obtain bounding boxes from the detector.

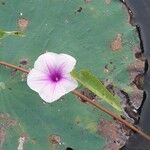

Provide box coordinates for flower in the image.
[27,52,78,103]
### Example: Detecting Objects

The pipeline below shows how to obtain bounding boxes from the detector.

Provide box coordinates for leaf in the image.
[0,30,24,39]
[71,70,122,112]
[0,0,139,149]
[0,30,6,39]
[5,31,24,37]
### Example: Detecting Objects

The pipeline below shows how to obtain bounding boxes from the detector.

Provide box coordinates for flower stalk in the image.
[0,61,150,141]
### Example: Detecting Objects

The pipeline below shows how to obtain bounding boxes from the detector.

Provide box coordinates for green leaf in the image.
[5,31,25,37]
[0,30,6,39]
[71,70,122,112]
[0,30,24,39]
[0,0,139,149]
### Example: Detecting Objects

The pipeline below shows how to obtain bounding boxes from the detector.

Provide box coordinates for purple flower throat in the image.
[49,69,63,82]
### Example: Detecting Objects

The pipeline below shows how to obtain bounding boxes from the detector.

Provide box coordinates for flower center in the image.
[50,71,62,82]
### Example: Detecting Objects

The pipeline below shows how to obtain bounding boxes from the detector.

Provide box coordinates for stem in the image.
[0,61,29,74]
[72,90,150,141]
[1,61,150,141]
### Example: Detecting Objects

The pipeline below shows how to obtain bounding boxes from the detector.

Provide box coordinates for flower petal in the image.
[38,82,66,103]
[38,75,78,103]
[27,69,49,92]
[60,75,78,92]
[57,53,76,74]
[34,52,58,74]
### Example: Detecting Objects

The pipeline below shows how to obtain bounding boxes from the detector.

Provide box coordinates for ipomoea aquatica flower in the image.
[27,52,78,103]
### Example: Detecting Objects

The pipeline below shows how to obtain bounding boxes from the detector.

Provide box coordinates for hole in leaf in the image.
[77,7,82,13]
[66,147,74,150]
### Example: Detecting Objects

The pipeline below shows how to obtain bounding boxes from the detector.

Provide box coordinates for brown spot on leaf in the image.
[79,88,96,102]
[129,87,143,109]
[0,127,6,150]
[0,113,17,128]
[135,52,145,61]
[128,44,145,108]
[0,113,17,149]
[111,34,122,51]
[98,120,130,150]
[19,59,28,65]
[128,59,144,81]
[133,73,144,90]
[10,59,28,78]
[49,135,61,150]
[17,18,29,31]
[133,45,145,61]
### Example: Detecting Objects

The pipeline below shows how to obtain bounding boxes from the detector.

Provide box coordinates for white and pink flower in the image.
[27,52,78,102]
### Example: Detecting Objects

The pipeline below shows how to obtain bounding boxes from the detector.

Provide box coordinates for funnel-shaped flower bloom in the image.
[27,52,78,102]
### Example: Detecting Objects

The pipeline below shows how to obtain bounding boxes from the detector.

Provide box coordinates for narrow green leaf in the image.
[71,70,122,112]
[0,30,24,39]
[6,31,25,37]
[0,30,6,39]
